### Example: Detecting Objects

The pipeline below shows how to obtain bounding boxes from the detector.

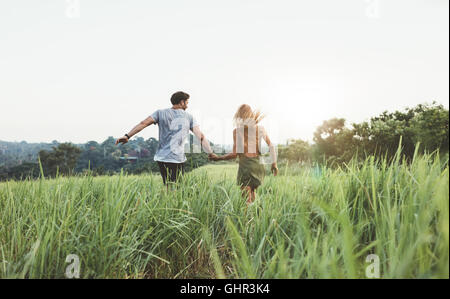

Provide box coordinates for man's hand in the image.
[115,117,154,146]
[115,136,129,145]
[271,163,278,176]
[208,153,219,161]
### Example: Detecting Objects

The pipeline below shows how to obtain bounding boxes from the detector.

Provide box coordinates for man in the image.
[115,91,217,185]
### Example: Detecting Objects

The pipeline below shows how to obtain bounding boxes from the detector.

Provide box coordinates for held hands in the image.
[115,136,129,145]
[208,153,220,161]
[271,163,278,176]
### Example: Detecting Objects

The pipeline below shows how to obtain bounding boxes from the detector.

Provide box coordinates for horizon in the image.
[0,99,447,146]
[1,0,448,145]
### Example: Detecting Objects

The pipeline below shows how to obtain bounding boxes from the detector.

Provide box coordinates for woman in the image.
[210,104,278,204]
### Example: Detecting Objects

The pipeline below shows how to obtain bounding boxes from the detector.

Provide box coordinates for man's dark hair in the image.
[171,91,190,105]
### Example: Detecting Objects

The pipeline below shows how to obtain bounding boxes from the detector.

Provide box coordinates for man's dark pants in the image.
[157,161,185,185]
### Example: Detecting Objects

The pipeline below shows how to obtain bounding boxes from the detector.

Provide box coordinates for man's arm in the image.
[115,116,155,145]
[191,125,214,155]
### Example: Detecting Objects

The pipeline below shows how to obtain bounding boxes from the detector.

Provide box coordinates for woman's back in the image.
[210,104,278,204]
[234,125,265,158]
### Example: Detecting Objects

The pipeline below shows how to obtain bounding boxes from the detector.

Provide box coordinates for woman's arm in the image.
[261,127,278,175]
[216,130,238,161]
[218,152,237,160]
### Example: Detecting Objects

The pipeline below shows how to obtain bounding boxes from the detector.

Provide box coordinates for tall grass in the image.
[0,149,448,278]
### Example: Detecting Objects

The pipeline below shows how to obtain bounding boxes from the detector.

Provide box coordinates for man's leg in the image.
[169,163,185,184]
[158,162,172,192]
[168,163,177,183]
[157,162,169,185]
[177,163,185,182]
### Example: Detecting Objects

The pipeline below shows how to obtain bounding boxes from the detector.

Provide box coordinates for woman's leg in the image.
[251,187,257,203]
[241,186,253,204]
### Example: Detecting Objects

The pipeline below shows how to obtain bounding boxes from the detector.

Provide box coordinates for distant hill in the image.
[0,140,66,168]
[0,135,212,181]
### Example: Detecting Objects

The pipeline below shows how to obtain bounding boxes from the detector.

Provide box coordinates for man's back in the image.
[150,108,197,163]
[116,91,215,185]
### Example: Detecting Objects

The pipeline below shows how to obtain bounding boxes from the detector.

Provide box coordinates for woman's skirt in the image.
[237,155,265,189]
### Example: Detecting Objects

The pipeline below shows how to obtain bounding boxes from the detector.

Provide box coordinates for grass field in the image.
[0,152,448,278]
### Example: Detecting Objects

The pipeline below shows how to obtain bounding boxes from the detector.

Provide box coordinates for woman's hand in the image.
[271,163,278,176]
[208,153,220,161]
[115,136,129,145]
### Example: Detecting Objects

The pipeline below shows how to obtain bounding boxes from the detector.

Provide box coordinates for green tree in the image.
[313,118,356,164]
[411,103,449,154]
[354,102,448,161]
[278,139,312,163]
[38,143,82,177]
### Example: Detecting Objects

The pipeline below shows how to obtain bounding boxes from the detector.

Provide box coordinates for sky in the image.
[0,0,448,145]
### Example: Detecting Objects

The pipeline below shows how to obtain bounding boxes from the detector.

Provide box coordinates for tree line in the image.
[1,102,448,181]
[0,135,209,181]
[278,102,449,166]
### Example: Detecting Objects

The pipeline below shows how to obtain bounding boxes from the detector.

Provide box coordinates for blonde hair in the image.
[233,104,264,127]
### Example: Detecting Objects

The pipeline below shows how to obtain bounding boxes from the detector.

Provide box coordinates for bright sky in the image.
[0,0,448,145]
